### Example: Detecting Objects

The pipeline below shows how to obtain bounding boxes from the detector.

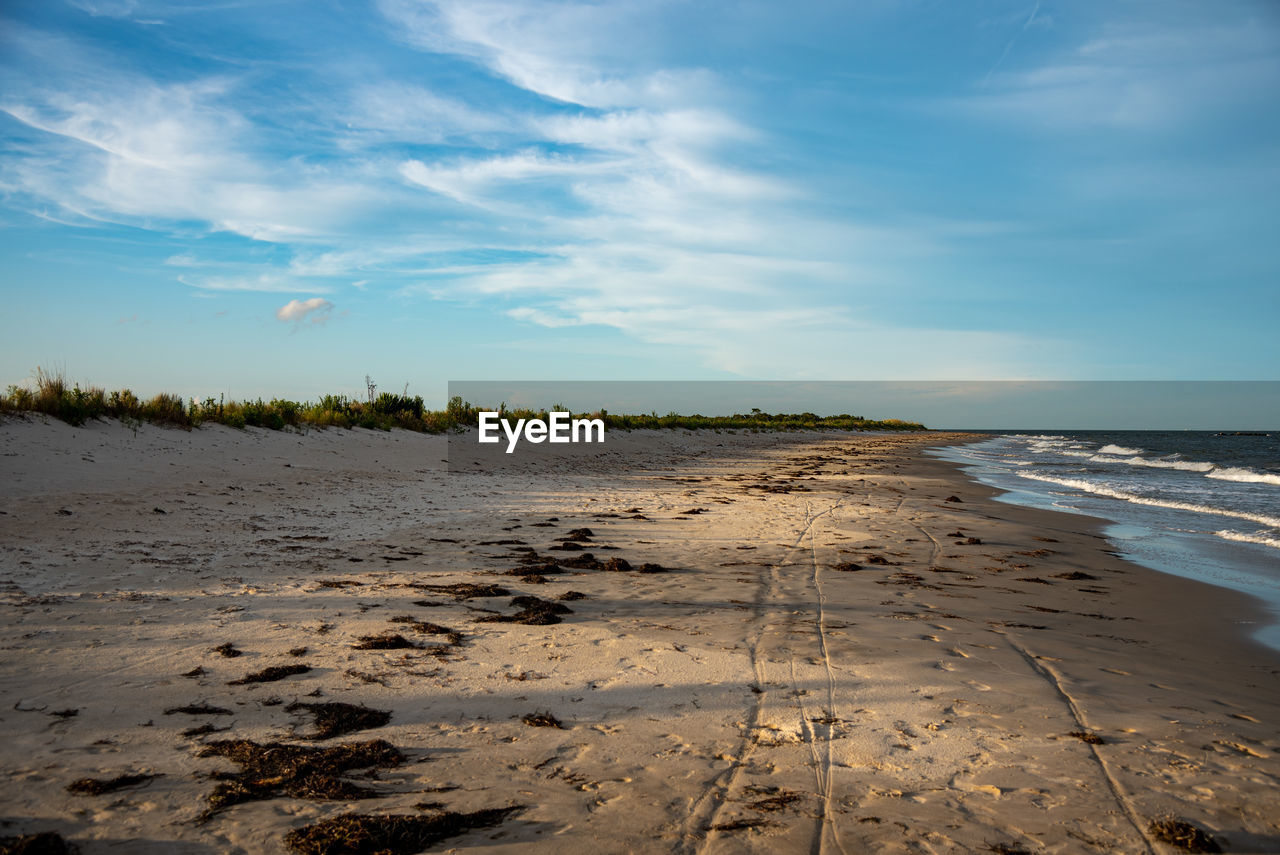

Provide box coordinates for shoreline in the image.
[2,419,1277,853]
[920,434,1280,662]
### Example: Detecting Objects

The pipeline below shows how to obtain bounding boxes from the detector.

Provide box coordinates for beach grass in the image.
[1,367,926,433]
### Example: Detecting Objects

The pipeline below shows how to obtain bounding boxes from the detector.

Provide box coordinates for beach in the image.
[1,418,1277,854]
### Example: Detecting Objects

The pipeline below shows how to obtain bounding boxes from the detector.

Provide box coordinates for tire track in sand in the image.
[682,495,847,854]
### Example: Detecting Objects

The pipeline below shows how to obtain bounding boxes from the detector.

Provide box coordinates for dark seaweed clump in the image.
[165,703,233,716]
[1068,730,1106,745]
[228,664,312,685]
[287,702,392,740]
[521,712,563,728]
[212,643,242,658]
[352,634,420,651]
[198,739,403,819]
[387,617,463,645]
[0,832,80,855]
[413,583,509,600]
[66,772,160,796]
[1148,818,1221,853]
[283,807,522,855]
[477,596,572,626]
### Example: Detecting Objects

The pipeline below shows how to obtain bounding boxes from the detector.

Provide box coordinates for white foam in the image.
[1016,471,1280,528]
[1097,444,1142,456]
[1088,454,1215,472]
[1215,529,1280,550]
[1206,467,1280,487]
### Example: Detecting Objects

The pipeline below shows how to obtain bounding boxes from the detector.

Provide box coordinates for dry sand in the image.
[1,417,1277,854]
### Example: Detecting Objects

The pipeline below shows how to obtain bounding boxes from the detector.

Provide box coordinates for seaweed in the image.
[477,596,572,626]
[65,772,160,795]
[198,739,404,819]
[708,818,776,832]
[165,703,233,716]
[353,634,420,651]
[286,702,392,740]
[387,617,463,645]
[212,642,242,658]
[1148,818,1221,853]
[520,712,563,728]
[228,664,312,685]
[0,832,80,855]
[282,807,522,855]
[413,583,509,600]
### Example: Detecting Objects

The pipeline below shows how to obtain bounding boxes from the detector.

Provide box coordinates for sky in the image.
[1,0,1278,404]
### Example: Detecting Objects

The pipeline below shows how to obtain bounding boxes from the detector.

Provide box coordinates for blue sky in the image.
[2,0,1278,402]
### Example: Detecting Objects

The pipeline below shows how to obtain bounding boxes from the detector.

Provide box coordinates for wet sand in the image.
[1,417,1277,854]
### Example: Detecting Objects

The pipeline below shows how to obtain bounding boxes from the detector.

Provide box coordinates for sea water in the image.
[928,431,1280,651]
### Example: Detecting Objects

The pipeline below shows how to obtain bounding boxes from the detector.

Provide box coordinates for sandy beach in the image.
[1,418,1277,854]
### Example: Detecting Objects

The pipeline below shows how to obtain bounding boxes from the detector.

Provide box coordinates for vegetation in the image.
[1,367,927,433]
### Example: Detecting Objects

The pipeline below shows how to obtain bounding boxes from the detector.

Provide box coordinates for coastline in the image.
[1,418,1277,853]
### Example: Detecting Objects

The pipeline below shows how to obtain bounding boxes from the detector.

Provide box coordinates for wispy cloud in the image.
[180,273,325,294]
[958,19,1280,131]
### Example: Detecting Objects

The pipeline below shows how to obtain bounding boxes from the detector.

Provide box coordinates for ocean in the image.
[928,431,1280,650]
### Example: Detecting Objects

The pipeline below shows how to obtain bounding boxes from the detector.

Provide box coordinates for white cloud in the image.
[378,0,715,109]
[956,20,1280,131]
[275,297,334,324]
[180,273,324,294]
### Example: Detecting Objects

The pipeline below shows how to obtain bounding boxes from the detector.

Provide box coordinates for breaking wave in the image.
[1016,471,1280,529]
[1215,530,1280,551]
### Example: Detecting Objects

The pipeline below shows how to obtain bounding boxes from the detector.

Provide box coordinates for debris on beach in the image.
[286,701,391,740]
[211,642,242,658]
[412,583,509,600]
[227,664,312,685]
[165,703,232,716]
[0,831,81,855]
[282,807,523,855]
[520,711,563,728]
[353,633,420,650]
[197,739,404,819]
[1148,817,1222,853]
[387,616,463,645]
[66,772,161,795]
[477,596,572,626]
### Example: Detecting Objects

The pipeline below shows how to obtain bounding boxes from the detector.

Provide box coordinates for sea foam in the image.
[1016,471,1280,529]
[1206,467,1280,487]
[1215,530,1280,550]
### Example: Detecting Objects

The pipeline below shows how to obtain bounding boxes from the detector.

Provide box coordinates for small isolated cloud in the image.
[276,297,334,325]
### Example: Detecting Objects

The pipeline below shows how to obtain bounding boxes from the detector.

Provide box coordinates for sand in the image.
[1,416,1277,854]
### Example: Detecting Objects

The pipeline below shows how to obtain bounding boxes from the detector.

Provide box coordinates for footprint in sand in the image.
[1229,713,1259,722]
[921,634,940,642]
[946,647,969,658]
[1101,667,1130,675]
[936,661,956,672]
[964,680,991,691]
